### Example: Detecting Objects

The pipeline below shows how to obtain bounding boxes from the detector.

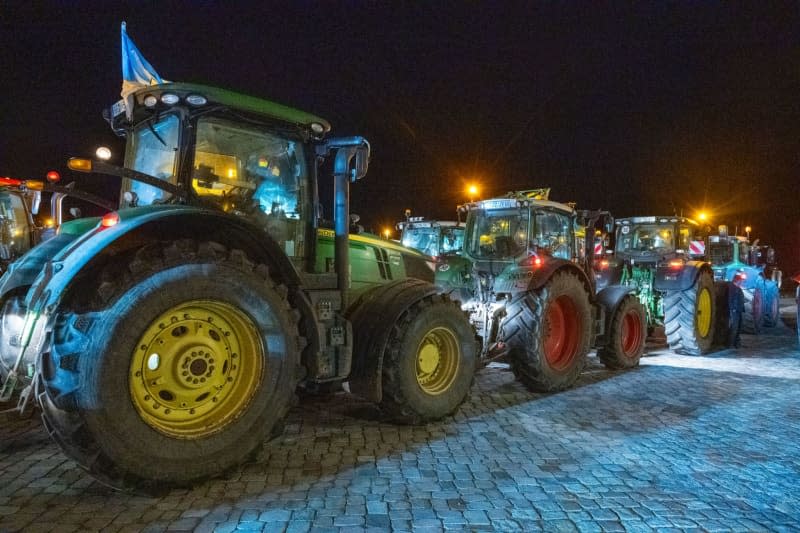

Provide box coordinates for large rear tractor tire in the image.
[713,282,742,348]
[380,294,477,424]
[38,241,300,492]
[741,286,764,334]
[664,270,715,355]
[597,295,646,369]
[762,284,780,328]
[504,271,592,392]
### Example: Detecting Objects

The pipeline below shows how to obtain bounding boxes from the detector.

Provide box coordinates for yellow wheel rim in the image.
[696,287,712,338]
[415,326,460,395]
[129,300,263,439]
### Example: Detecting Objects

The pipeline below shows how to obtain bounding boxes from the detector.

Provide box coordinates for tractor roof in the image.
[120,82,331,133]
[397,219,463,230]
[615,215,699,226]
[469,196,574,214]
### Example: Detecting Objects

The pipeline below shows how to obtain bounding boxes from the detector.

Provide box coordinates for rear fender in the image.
[345,278,439,403]
[654,261,710,292]
[595,284,636,341]
[526,260,593,294]
[27,207,301,315]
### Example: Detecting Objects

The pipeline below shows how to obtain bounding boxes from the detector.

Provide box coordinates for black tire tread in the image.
[597,295,646,369]
[503,271,592,392]
[380,294,476,424]
[663,270,715,355]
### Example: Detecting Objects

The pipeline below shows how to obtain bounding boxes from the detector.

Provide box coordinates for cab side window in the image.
[533,211,573,259]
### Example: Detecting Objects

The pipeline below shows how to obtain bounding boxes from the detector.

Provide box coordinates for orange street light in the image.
[383,228,391,240]
[467,184,479,202]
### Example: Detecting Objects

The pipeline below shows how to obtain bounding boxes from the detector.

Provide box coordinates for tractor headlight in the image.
[0,298,27,373]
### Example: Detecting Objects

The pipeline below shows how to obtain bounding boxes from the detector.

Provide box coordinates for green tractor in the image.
[396,212,465,260]
[396,213,472,300]
[436,190,647,392]
[0,82,477,491]
[595,215,737,354]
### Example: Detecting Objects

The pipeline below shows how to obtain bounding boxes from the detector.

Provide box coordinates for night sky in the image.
[2,3,799,274]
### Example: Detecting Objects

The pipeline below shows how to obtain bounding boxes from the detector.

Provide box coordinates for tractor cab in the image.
[613,216,704,265]
[105,83,341,268]
[464,189,576,268]
[396,217,464,259]
[0,181,39,269]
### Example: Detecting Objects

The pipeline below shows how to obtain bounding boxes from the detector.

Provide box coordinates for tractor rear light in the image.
[668,259,684,269]
[733,271,747,285]
[598,259,609,269]
[101,212,120,228]
[46,170,61,183]
[521,254,542,267]
[0,177,22,187]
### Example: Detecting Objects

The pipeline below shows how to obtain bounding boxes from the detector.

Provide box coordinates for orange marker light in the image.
[101,212,120,228]
[46,170,61,183]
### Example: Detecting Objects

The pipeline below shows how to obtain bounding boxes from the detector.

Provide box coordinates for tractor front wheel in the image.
[597,295,646,369]
[504,271,592,392]
[664,270,715,355]
[38,241,299,492]
[380,294,477,423]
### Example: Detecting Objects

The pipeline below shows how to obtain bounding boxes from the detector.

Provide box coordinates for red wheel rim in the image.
[620,309,643,358]
[543,295,581,370]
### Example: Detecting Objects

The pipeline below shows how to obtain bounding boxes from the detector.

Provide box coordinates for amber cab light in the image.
[101,212,120,228]
[67,158,93,172]
[23,180,44,191]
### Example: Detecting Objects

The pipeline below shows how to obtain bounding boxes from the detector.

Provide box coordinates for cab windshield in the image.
[126,114,181,205]
[402,226,464,257]
[616,224,685,253]
[440,227,464,255]
[708,242,733,264]
[0,192,32,257]
[468,209,529,259]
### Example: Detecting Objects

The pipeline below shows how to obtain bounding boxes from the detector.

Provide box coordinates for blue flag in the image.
[120,22,166,116]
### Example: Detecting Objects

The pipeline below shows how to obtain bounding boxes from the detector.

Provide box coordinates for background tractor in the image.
[0,82,477,491]
[0,178,47,273]
[595,215,739,354]
[707,228,782,333]
[436,189,647,393]
[396,214,465,259]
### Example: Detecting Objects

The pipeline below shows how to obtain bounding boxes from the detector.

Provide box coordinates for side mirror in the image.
[351,144,369,181]
[326,137,370,181]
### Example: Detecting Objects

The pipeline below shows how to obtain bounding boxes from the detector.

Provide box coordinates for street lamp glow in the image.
[698,211,708,221]
[383,228,391,239]
[467,184,479,201]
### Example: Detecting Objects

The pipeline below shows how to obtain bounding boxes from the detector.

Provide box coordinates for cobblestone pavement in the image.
[2,323,799,532]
